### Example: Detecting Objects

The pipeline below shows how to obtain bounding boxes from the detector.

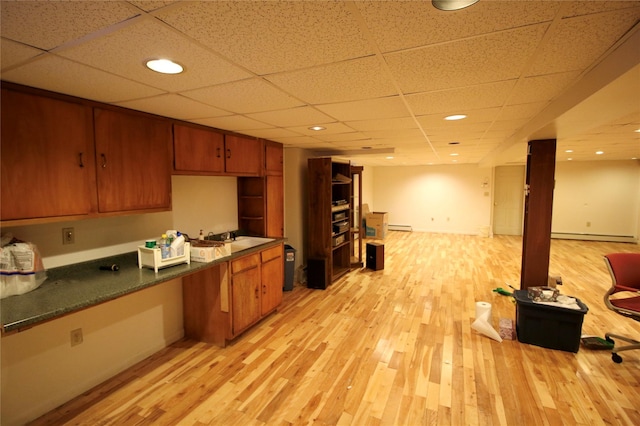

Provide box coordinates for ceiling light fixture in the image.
[309,126,326,131]
[450,153,459,156]
[444,114,467,121]
[145,59,184,74]
[386,156,394,160]
[432,0,480,12]
[565,149,573,153]
[596,150,604,155]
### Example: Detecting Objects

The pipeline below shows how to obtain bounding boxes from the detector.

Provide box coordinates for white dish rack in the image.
[138,242,191,273]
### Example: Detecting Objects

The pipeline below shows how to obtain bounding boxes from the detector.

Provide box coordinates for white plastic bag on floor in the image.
[1,234,47,299]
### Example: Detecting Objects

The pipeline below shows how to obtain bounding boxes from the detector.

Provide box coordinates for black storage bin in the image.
[284,245,296,291]
[514,290,588,353]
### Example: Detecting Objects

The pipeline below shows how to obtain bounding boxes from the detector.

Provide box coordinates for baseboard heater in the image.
[551,232,637,244]
[389,224,413,232]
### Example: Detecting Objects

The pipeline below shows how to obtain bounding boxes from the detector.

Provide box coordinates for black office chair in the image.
[603,253,640,363]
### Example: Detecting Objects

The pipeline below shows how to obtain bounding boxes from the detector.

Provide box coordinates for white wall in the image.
[1,278,184,426]
[371,164,492,234]
[552,160,640,238]
[283,148,315,273]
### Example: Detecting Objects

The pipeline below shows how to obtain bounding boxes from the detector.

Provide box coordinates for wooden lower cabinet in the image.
[230,253,262,336]
[182,243,284,347]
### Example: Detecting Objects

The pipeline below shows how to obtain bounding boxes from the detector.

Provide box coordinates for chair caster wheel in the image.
[612,353,623,364]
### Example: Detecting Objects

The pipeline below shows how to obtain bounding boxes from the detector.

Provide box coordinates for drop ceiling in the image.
[1,0,639,166]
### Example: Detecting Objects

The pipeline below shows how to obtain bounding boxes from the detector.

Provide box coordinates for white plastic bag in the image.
[1,235,47,299]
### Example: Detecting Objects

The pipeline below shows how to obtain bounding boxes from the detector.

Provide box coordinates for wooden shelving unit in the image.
[307,158,352,289]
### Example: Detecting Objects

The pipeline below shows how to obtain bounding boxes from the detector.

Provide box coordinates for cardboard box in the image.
[365,212,388,239]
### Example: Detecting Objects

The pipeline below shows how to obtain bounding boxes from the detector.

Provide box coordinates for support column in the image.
[520,139,556,289]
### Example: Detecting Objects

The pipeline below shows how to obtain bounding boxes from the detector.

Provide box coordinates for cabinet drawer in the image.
[261,245,283,263]
[231,253,260,274]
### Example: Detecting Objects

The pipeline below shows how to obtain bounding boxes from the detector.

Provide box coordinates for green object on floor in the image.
[580,336,614,350]
[492,287,512,296]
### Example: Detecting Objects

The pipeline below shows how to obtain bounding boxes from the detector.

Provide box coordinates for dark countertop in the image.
[1,239,284,334]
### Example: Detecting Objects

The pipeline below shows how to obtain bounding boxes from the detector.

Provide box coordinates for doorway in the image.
[493,166,525,235]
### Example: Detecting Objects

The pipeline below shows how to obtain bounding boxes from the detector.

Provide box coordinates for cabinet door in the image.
[266,175,284,237]
[225,134,262,176]
[173,124,224,173]
[261,245,283,315]
[231,254,261,335]
[94,108,172,213]
[264,140,283,175]
[1,88,94,221]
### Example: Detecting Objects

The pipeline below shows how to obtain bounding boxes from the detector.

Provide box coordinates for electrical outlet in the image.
[70,328,83,346]
[62,227,75,245]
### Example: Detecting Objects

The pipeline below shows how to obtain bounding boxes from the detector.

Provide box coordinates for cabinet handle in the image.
[216,147,221,158]
[226,148,231,159]
[101,153,107,168]
[263,284,267,294]
[255,288,259,299]
[78,152,84,168]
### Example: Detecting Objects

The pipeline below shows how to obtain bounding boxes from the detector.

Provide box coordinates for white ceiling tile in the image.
[246,106,335,127]
[508,72,581,105]
[386,25,548,93]
[242,128,303,140]
[526,9,640,76]
[314,133,371,143]
[316,97,410,121]
[497,102,549,121]
[346,117,418,132]
[0,1,138,50]
[192,115,271,132]
[356,0,559,53]
[183,78,304,114]
[406,81,517,116]
[128,1,178,13]
[58,18,252,92]
[1,39,44,69]
[561,1,640,18]
[115,94,229,120]
[155,1,373,75]
[287,123,357,136]
[265,56,397,104]
[1,54,164,102]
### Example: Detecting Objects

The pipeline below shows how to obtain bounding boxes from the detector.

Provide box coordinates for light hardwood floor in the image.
[31,232,640,425]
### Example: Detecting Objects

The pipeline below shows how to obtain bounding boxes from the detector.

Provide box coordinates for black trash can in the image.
[284,245,296,291]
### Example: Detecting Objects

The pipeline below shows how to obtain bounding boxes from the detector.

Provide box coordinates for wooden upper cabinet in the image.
[173,124,224,173]
[264,140,283,176]
[224,134,262,176]
[94,108,172,213]
[1,88,95,221]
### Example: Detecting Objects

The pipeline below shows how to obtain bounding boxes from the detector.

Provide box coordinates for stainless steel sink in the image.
[229,236,275,253]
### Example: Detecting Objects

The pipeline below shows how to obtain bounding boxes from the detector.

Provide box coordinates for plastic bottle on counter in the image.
[166,230,177,245]
[198,229,204,241]
[159,233,170,259]
[170,232,185,257]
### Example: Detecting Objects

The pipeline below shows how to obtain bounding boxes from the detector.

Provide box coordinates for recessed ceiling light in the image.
[432,0,480,11]
[386,156,394,160]
[450,153,459,156]
[444,114,467,121]
[309,126,326,131]
[567,158,573,161]
[596,150,604,155]
[145,59,184,74]
[452,159,458,162]
[634,129,640,133]
[565,149,573,153]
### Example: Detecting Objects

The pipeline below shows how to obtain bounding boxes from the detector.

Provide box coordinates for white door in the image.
[493,166,525,235]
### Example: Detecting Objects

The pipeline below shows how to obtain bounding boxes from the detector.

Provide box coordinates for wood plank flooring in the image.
[30,232,640,425]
